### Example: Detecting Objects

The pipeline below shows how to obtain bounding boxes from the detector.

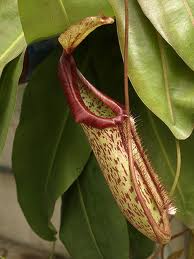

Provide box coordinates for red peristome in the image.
[58,51,127,129]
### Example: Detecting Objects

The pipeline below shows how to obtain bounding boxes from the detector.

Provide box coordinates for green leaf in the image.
[60,155,129,259]
[128,224,154,259]
[0,53,24,155]
[0,0,26,75]
[18,0,113,44]
[12,49,91,241]
[138,0,194,71]
[108,0,194,139]
[130,88,194,229]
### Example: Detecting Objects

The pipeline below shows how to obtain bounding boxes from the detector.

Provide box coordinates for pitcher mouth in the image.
[59,51,128,129]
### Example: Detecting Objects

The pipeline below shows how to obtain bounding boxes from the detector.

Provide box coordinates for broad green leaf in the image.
[46,115,91,219]
[18,0,113,44]
[108,0,194,139]
[138,0,194,71]
[128,224,154,259]
[130,88,194,229]
[13,49,91,241]
[0,0,26,75]
[0,53,24,155]
[60,155,129,259]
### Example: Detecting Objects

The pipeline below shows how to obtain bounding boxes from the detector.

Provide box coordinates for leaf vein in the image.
[182,0,194,26]
[0,33,24,64]
[77,180,104,258]
[44,111,69,199]
[57,0,70,25]
[157,33,175,125]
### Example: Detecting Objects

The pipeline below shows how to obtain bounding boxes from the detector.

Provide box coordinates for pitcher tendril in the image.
[170,139,181,196]
[123,0,135,194]
[58,14,175,244]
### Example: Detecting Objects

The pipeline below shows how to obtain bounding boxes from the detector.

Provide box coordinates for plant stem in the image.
[149,245,163,259]
[124,0,129,118]
[49,241,56,259]
[170,139,181,196]
[124,0,135,180]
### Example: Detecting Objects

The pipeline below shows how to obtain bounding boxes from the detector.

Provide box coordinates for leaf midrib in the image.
[0,33,24,64]
[57,0,70,25]
[44,111,69,199]
[157,33,175,125]
[77,180,104,259]
[182,0,194,26]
